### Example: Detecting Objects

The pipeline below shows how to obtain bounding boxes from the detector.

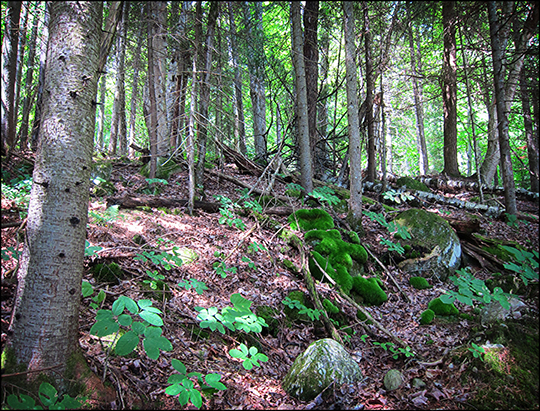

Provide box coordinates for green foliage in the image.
[212,261,237,278]
[241,255,257,270]
[380,238,405,255]
[6,382,85,410]
[177,278,208,295]
[89,262,123,284]
[281,297,322,321]
[195,293,268,335]
[364,211,412,240]
[348,231,360,244]
[420,309,435,325]
[382,188,414,204]
[1,173,32,219]
[308,251,336,281]
[372,341,415,360]
[134,248,183,270]
[81,280,106,309]
[1,246,20,262]
[351,276,388,306]
[247,241,267,254]
[322,298,340,315]
[440,268,511,309]
[469,342,485,361]
[396,176,430,192]
[288,208,335,231]
[90,296,172,359]
[285,183,304,198]
[409,276,432,290]
[142,270,165,290]
[88,205,122,226]
[137,178,169,195]
[229,343,269,370]
[140,157,181,180]
[84,240,102,257]
[308,186,340,207]
[215,195,246,230]
[165,358,226,409]
[505,213,519,228]
[501,246,539,286]
[428,297,459,316]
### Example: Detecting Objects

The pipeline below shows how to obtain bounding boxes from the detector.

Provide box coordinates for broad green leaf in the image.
[124,297,139,314]
[81,281,93,297]
[165,384,182,396]
[229,349,244,359]
[90,319,119,337]
[38,382,58,407]
[7,394,36,409]
[95,289,106,303]
[144,326,162,338]
[143,335,173,360]
[171,359,187,374]
[117,314,132,327]
[230,293,251,310]
[141,306,162,314]
[178,389,189,406]
[243,359,254,370]
[58,395,84,409]
[112,298,125,316]
[131,321,146,335]
[190,389,203,408]
[205,374,226,390]
[114,331,139,356]
[95,309,114,320]
[139,310,163,326]
[167,375,185,385]
[137,299,153,309]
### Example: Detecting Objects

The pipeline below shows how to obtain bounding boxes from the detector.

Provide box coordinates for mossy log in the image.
[106,194,220,212]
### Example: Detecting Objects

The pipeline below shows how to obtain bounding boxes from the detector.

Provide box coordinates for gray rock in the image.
[383,369,403,391]
[282,338,362,401]
[412,377,426,389]
[481,296,526,326]
[394,208,461,281]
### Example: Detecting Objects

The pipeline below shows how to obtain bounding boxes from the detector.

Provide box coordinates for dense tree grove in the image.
[1,1,538,199]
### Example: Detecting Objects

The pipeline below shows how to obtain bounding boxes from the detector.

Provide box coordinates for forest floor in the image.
[1,155,539,410]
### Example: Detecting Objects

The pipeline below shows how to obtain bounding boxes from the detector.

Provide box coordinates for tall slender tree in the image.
[6,1,104,389]
[343,1,363,234]
[291,1,313,194]
[364,1,376,182]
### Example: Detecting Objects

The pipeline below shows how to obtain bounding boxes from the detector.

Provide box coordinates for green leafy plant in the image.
[501,246,539,286]
[134,248,183,270]
[243,198,263,213]
[195,293,268,335]
[505,213,519,229]
[177,278,208,295]
[379,238,405,255]
[143,270,165,290]
[1,246,20,262]
[88,205,122,226]
[82,280,106,309]
[84,240,102,257]
[1,174,32,218]
[309,186,340,207]
[440,268,511,309]
[215,195,246,230]
[382,188,414,204]
[90,296,172,360]
[212,261,237,278]
[364,211,411,240]
[247,241,267,254]
[282,297,322,321]
[469,342,485,361]
[241,255,257,271]
[229,343,269,370]
[6,382,85,410]
[373,341,415,360]
[143,178,168,195]
[165,359,226,409]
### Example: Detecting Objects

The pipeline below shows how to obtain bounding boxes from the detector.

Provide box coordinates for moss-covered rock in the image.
[428,297,459,316]
[309,251,336,281]
[409,276,432,290]
[420,309,435,325]
[351,277,388,306]
[282,338,362,401]
[322,298,340,315]
[288,208,335,232]
[383,369,404,391]
[394,208,461,281]
[396,176,430,192]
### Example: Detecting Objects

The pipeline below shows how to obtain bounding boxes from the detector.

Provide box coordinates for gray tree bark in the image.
[291,1,313,194]
[521,68,538,192]
[364,1,376,182]
[343,1,363,234]
[7,1,103,388]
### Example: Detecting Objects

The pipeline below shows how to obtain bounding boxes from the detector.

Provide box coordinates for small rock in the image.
[412,378,426,389]
[383,369,403,391]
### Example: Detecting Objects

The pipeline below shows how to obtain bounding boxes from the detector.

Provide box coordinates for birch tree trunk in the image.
[7,1,103,388]
[343,1,363,234]
[291,1,313,194]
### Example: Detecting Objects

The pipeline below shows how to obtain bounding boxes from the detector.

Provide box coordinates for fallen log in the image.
[106,195,220,213]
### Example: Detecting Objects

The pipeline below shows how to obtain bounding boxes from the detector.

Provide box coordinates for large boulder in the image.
[282,338,362,401]
[394,208,461,282]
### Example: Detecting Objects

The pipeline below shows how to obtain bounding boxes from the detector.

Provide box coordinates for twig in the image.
[2,364,63,378]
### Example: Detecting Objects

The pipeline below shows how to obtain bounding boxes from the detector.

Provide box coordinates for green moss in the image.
[322,299,340,315]
[285,189,302,198]
[309,251,336,281]
[334,266,353,294]
[288,208,335,231]
[140,157,182,180]
[428,297,459,316]
[409,276,432,290]
[351,276,388,306]
[90,262,123,284]
[396,176,430,192]
[305,229,342,245]
[348,231,360,244]
[282,259,299,274]
[279,229,303,249]
[356,310,373,324]
[420,309,435,325]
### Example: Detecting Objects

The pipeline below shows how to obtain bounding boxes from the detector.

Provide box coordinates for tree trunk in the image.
[303,1,321,178]
[7,1,103,388]
[406,1,429,175]
[109,3,127,156]
[18,3,40,150]
[30,2,49,152]
[521,68,538,192]
[96,70,107,151]
[147,3,160,179]
[228,2,247,155]
[243,2,267,163]
[442,1,460,177]
[364,1,376,182]
[195,1,219,188]
[1,1,22,155]
[13,2,29,135]
[343,1,363,235]
[291,1,314,194]
[487,1,517,216]
[128,12,144,158]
